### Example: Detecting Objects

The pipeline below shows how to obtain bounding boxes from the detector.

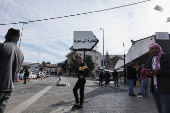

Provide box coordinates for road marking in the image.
[62,77,70,86]
[7,86,53,113]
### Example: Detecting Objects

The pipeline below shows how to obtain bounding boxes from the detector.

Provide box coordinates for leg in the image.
[73,81,80,104]
[129,79,134,95]
[141,79,145,97]
[144,79,148,97]
[160,93,170,113]
[114,78,116,87]
[0,92,11,113]
[79,79,86,105]
[152,86,162,113]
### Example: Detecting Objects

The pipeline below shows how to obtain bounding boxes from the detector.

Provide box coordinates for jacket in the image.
[147,53,170,94]
[112,71,118,78]
[78,63,89,79]
[127,66,136,79]
[0,41,24,92]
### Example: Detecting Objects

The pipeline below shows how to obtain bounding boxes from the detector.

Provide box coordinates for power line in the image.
[0,0,151,26]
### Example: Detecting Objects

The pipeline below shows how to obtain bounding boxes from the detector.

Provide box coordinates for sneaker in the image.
[137,95,143,98]
[130,94,137,97]
[72,104,80,110]
[138,92,141,95]
[117,85,120,87]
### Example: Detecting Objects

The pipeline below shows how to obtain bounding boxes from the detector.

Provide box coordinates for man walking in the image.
[23,68,29,84]
[147,43,170,113]
[127,62,136,97]
[112,70,119,87]
[99,71,103,86]
[0,28,24,113]
[72,56,89,110]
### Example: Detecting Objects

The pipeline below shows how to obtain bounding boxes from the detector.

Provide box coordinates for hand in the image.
[151,69,159,75]
[80,75,84,78]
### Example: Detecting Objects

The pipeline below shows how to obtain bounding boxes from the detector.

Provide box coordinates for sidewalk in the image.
[58,77,157,113]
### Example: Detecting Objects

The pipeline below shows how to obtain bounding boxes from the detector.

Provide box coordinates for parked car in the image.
[19,73,24,80]
[36,72,42,78]
[45,72,50,77]
[28,72,37,78]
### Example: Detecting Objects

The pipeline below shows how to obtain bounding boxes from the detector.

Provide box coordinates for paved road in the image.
[5,76,157,113]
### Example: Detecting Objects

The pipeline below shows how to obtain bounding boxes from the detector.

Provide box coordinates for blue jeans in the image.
[140,78,148,97]
[129,79,134,95]
[152,86,170,113]
[138,78,142,92]
[114,77,119,87]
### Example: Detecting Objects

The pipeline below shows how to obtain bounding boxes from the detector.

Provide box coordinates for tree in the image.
[42,61,46,65]
[46,62,51,64]
[61,59,68,72]
[110,55,119,65]
[69,55,79,73]
[85,55,94,72]
[105,50,110,65]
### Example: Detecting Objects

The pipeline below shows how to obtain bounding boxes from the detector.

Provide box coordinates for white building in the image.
[115,32,170,69]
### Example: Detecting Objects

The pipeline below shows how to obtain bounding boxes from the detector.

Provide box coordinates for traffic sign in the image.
[73,31,99,51]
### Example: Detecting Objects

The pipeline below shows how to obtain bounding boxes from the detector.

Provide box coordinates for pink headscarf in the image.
[148,43,162,88]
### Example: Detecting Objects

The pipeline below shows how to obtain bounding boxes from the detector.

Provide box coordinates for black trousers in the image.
[73,78,86,105]
[24,75,27,84]
[0,92,11,113]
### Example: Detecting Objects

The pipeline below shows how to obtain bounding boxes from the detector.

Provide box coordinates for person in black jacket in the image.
[72,56,89,110]
[23,68,29,84]
[127,62,136,97]
[112,70,119,87]
[147,43,170,113]
[99,72,103,86]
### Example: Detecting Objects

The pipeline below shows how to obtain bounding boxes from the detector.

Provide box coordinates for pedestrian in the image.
[72,56,89,110]
[112,70,120,87]
[23,68,29,84]
[137,64,148,98]
[127,62,137,97]
[147,43,170,113]
[105,71,110,85]
[0,28,24,113]
[133,68,137,87]
[99,71,103,86]
[137,67,142,95]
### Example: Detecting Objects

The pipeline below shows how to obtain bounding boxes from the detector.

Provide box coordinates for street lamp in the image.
[100,28,105,73]
[154,5,170,22]
[38,53,41,63]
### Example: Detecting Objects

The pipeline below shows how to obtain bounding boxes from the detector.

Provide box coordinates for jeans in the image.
[152,86,170,113]
[128,79,134,95]
[114,77,119,87]
[0,92,11,113]
[105,77,109,84]
[24,75,27,84]
[139,78,142,92]
[140,78,148,97]
[99,79,103,86]
[73,78,86,105]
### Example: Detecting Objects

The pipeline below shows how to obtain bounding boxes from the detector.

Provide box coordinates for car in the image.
[19,73,24,80]
[36,72,42,78]
[96,77,99,81]
[45,72,50,77]
[28,72,37,79]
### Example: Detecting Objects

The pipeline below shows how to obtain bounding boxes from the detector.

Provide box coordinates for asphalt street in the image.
[5,75,157,113]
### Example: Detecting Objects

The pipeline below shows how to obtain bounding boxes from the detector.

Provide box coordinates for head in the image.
[141,64,146,68]
[5,28,20,43]
[77,56,83,64]
[129,62,133,66]
[148,43,162,56]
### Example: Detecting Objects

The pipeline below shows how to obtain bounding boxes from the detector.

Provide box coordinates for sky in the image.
[0,0,170,64]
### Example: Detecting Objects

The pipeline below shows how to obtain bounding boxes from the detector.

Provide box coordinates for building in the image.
[115,32,170,69]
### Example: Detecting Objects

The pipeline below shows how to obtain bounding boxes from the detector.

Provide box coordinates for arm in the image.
[157,54,170,76]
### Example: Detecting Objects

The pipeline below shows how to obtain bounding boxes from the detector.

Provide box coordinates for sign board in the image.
[73,31,99,51]
[156,32,169,40]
